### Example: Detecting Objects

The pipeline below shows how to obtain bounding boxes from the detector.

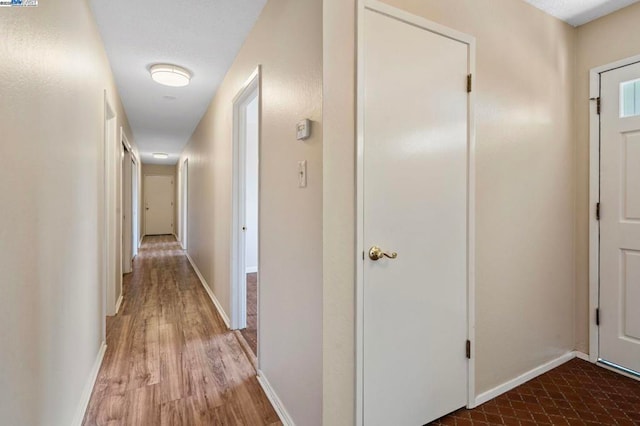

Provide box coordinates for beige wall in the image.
[574,2,640,354]
[322,1,357,424]
[178,0,323,424]
[323,0,577,422]
[0,0,134,424]
[141,164,177,237]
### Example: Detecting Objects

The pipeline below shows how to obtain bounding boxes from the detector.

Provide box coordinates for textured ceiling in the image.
[523,0,640,26]
[90,0,267,165]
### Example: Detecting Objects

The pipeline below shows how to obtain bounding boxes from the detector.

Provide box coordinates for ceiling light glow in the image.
[153,153,169,159]
[150,64,191,87]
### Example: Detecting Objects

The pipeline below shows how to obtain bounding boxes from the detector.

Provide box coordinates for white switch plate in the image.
[298,160,307,188]
[297,119,311,140]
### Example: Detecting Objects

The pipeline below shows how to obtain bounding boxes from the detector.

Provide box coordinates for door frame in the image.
[588,54,640,364]
[230,66,261,336]
[121,129,133,275]
[103,93,119,321]
[131,155,140,258]
[355,1,477,422]
[181,158,189,250]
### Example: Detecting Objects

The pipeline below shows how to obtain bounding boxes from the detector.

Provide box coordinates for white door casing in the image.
[181,159,189,250]
[357,2,475,425]
[231,67,261,333]
[103,95,118,321]
[144,175,174,235]
[599,61,640,374]
[122,146,133,274]
[132,158,139,258]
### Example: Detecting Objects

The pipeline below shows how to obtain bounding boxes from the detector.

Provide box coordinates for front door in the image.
[144,175,174,236]
[362,6,471,425]
[600,61,640,374]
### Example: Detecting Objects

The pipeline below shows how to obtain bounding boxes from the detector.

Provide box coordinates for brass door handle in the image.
[369,246,398,261]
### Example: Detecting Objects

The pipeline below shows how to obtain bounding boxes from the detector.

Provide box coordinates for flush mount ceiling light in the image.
[150,64,191,87]
[153,153,169,159]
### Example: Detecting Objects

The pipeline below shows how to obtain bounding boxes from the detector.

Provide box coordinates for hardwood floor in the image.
[240,273,257,355]
[83,236,281,426]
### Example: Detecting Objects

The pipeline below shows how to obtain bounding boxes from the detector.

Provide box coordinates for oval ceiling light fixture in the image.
[150,64,191,87]
[153,153,169,159]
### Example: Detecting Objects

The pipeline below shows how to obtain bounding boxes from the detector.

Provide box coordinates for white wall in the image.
[323,0,576,423]
[0,0,134,424]
[245,96,259,273]
[179,0,323,424]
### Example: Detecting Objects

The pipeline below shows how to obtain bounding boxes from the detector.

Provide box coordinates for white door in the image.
[145,175,174,235]
[361,7,470,425]
[600,61,640,374]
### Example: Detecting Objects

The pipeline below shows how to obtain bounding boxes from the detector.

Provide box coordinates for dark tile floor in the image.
[431,359,640,425]
[240,272,257,355]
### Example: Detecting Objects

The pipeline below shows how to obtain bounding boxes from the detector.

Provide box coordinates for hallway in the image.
[82,236,280,425]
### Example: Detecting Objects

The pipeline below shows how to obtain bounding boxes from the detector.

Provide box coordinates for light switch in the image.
[298,160,307,188]
[297,119,311,140]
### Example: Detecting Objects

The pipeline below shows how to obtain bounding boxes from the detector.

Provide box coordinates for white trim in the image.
[355,1,477,422]
[575,351,591,362]
[245,266,258,274]
[186,252,231,329]
[231,66,261,333]
[589,54,640,365]
[257,370,295,426]
[71,341,107,426]
[474,352,575,407]
[181,158,189,252]
[121,128,134,275]
[114,294,123,315]
[589,66,601,365]
[103,93,118,320]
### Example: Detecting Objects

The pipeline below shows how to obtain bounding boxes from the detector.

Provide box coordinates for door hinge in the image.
[591,97,601,115]
[596,308,600,326]
[466,340,471,359]
[362,251,365,260]
[467,74,473,93]
[596,202,601,221]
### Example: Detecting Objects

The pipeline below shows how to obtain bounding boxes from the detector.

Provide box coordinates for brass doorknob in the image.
[369,246,398,261]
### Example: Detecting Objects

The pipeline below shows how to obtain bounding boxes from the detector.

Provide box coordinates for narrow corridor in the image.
[83,236,280,425]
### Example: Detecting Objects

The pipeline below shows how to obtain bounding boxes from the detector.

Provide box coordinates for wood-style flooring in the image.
[83,236,281,426]
[239,273,257,356]
[431,358,640,425]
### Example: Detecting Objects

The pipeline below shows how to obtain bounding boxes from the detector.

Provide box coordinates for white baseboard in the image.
[245,266,258,274]
[186,253,231,329]
[114,293,123,315]
[574,351,590,361]
[71,341,107,426]
[257,370,294,426]
[474,351,575,406]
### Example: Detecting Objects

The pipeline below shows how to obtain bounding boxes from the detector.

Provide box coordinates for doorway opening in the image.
[231,68,261,358]
[589,55,640,379]
[103,94,120,324]
[181,159,189,250]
